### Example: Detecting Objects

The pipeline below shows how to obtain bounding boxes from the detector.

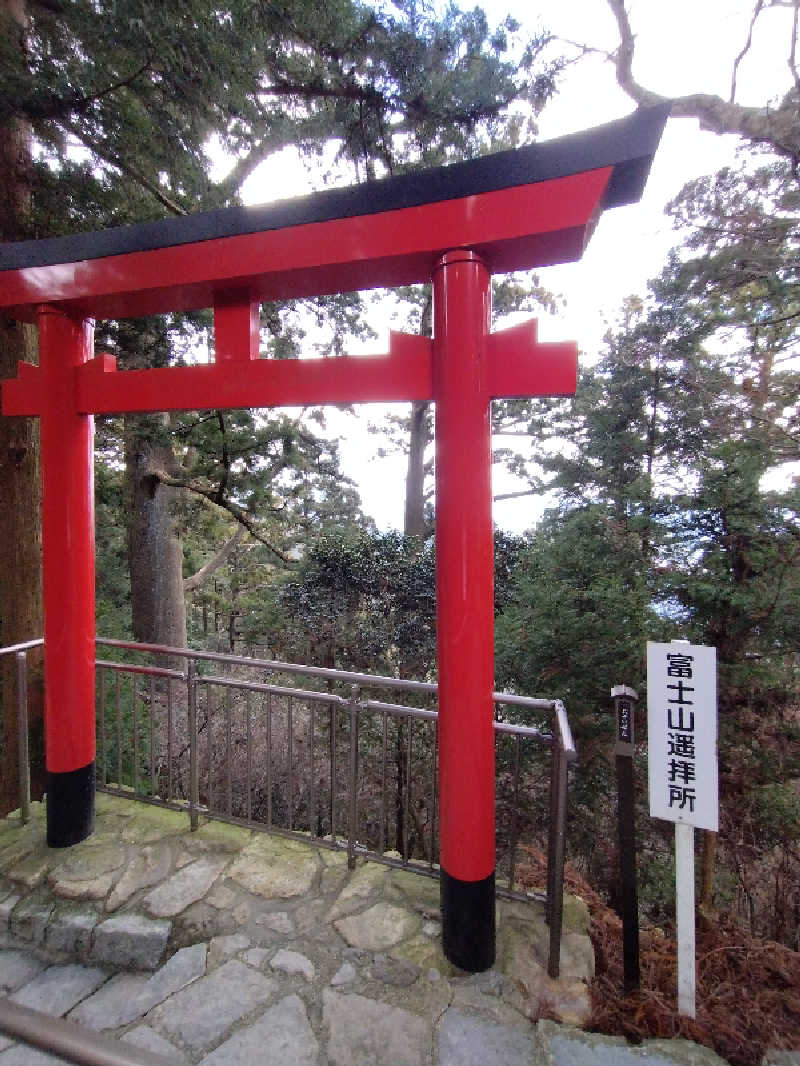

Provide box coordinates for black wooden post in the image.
[612,684,640,993]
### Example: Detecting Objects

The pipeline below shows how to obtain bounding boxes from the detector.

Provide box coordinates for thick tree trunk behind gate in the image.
[0,0,45,815]
[125,421,187,652]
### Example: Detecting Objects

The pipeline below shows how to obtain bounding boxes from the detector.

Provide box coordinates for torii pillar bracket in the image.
[0,105,669,971]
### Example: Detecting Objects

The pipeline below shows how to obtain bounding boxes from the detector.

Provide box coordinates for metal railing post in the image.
[545,736,559,925]
[16,651,30,825]
[187,660,199,831]
[546,704,570,979]
[347,684,361,870]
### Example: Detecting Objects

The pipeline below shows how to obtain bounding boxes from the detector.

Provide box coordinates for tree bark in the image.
[0,0,45,816]
[403,292,433,537]
[404,402,431,536]
[124,417,187,651]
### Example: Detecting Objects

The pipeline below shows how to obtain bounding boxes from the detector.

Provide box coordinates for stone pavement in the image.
[0,796,734,1065]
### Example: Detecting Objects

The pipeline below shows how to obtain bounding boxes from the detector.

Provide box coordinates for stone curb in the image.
[0,891,171,972]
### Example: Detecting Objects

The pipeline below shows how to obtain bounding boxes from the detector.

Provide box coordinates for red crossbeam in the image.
[3,323,575,416]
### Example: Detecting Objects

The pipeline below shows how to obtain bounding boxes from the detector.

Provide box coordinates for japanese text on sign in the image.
[647,642,718,831]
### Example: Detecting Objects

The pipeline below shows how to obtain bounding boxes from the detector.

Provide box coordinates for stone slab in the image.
[5,855,52,890]
[9,963,108,1016]
[106,843,173,911]
[208,933,251,968]
[0,894,21,931]
[331,961,357,986]
[328,861,387,919]
[45,907,98,956]
[148,958,277,1052]
[198,994,319,1066]
[142,856,227,918]
[270,948,315,981]
[334,901,419,951]
[9,896,53,944]
[390,869,441,915]
[323,988,430,1066]
[122,1026,189,1064]
[372,953,419,987]
[67,971,151,1030]
[0,949,46,993]
[228,834,318,899]
[130,942,208,1017]
[438,1008,533,1066]
[92,914,171,971]
[0,1046,70,1065]
[538,1023,733,1066]
[47,841,127,900]
[186,820,252,854]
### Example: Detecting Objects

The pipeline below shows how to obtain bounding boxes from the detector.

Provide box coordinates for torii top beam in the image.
[0,106,669,323]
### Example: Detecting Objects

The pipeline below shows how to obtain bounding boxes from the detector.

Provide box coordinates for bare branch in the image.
[791,1,800,91]
[154,470,293,563]
[183,527,245,593]
[602,0,800,161]
[731,1,764,103]
[493,488,538,502]
[606,0,666,109]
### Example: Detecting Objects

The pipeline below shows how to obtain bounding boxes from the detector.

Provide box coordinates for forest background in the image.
[1,0,799,960]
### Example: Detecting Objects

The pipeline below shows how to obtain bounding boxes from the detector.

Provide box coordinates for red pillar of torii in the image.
[1,106,667,971]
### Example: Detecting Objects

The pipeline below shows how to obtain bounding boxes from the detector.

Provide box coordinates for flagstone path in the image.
[0,796,737,1065]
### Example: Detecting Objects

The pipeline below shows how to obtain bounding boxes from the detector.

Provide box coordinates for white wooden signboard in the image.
[647,641,718,832]
[647,641,718,1019]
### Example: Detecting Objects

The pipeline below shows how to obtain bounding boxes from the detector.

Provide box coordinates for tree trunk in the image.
[403,292,433,538]
[124,417,187,651]
[404,401,430,536]
[0,0,45,816]
[0,316,44,816]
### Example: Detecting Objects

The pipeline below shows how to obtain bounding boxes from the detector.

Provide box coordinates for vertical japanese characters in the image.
[666,652,697,814]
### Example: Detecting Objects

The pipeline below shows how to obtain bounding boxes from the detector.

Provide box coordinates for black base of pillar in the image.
[46,761,95,847]
[441,867,495,972]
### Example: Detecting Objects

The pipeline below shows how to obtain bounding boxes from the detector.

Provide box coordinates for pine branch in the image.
[25,59,154,122]
[60,118,187,216]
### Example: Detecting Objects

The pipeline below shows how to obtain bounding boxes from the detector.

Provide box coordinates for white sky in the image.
[239,0,792,534]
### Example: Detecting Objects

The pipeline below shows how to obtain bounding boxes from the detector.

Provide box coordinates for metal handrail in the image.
[0,996,177,1066]
[0,638,44,656]
[97,637,569,714]
[1,640,42,825]
[9,635,576,977]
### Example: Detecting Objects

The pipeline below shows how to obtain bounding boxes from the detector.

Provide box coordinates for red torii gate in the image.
[0,106,667,972]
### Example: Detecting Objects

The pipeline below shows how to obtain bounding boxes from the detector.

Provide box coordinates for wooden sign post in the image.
[647,642,718,1018]
[611,684,640,993]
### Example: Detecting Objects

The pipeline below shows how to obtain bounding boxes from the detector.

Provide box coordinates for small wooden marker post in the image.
[611,684,640,993]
